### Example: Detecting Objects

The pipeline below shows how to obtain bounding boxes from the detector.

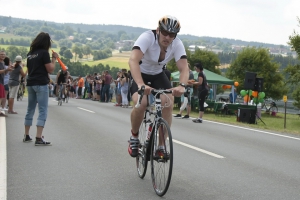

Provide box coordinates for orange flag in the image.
[52,50,67,71]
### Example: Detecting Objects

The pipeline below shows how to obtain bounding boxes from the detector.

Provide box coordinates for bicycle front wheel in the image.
[150,118,173,197]
[136,120,148,179]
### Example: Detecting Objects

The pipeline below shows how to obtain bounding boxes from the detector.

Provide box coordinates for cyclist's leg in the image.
[131,92,148,132]
[128,80,148,157]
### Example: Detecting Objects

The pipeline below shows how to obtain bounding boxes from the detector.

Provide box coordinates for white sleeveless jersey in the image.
[133,30,186,75]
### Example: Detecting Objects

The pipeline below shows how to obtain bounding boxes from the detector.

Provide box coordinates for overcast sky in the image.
[1,0,299,45]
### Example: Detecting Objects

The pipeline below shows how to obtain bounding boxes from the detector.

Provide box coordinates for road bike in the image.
[17,82,24,101]
[262,99,278,113]
[135,86,173,197]
[57,84,68,106]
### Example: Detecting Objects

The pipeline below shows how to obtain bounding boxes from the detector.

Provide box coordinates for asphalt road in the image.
[3,97,300,200]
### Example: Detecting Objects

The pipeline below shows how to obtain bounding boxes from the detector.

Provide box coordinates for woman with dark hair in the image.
[2,57,10,110]
[188,62,209,123]
[23,32,58,145]
[121,72,129,108]
[7,55,26,114]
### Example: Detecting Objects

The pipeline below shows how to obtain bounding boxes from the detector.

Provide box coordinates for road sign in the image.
[283,95,287,102]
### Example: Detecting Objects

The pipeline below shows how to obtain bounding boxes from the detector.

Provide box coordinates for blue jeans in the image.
[101,84,110,102]
[24,85,49,127]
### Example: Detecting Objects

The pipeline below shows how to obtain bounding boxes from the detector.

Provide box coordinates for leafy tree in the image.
[54,30,66,40]
[58,39,72,48]
[227,47,286,100]
[284,17,300,108]
[72,45,81,62]
[64,26,74,36]
[39,26,54,35]
[59,46,68,56]
[188,49,221,74]
[82,45,92,59]
[63,49,73,60]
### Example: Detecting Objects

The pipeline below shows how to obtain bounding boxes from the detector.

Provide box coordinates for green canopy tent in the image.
[171,69,234,85]
[171,69,235,104]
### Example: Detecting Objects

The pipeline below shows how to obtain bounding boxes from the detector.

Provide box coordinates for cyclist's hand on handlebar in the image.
[138,84,153,95]
[170,86,185,97]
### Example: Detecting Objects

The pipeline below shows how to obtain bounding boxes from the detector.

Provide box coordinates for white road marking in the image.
[204,119,300,141]
[0,117,7,200]
[173,139,225,159]
[77,107,95,113]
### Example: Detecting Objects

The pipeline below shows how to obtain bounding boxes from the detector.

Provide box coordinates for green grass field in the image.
[81,50,131,69]
[0,33,30,40]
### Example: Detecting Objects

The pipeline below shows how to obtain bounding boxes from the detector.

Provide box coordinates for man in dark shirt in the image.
[101,70,112,102]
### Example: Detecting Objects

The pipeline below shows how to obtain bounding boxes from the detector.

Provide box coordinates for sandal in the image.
[8,111,18,114]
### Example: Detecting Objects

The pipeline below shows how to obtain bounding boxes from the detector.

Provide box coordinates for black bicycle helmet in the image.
[158,15,181,34]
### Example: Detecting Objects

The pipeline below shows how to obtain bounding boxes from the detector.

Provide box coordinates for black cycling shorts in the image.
[130,72,171,95]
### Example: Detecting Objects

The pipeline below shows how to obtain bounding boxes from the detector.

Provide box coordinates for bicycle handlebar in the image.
[135,85,173,108]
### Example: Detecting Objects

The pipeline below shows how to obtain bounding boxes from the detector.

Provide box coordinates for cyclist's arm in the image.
[170,59,189,97]
[128,49,144,89]
[176,59,189,86]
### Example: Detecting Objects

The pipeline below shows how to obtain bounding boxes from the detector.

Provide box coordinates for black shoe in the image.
[192,118,202,123]
[35,137,51,146]
[128,136,140,157]
[182,115,189,119]
[174,114,182,118]
[23,134,32,142]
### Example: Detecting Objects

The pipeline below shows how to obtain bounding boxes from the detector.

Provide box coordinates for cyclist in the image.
[56,66,70,101]
[128,15,189,157]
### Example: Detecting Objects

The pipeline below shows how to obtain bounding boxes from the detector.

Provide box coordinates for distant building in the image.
[188,45,206,52]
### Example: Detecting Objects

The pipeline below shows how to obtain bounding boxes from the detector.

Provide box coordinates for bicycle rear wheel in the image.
[150,118,173,197]
[136,120,148,179]
[270,105,278,113]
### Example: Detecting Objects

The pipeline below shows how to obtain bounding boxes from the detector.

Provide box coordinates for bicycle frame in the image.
[135,86,174,196]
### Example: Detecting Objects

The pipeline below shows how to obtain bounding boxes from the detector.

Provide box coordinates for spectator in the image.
[127,70,132,106]
[102,70,112,102]
[208,85,213,100]
[174,63,194,119]
[24,32,57,145]
[8,55,26,114]
[0,51,14,115]
[189,62,209,123]
[77,75,84,99]
[2,57,11,110]
[121,72,129,108]
[114,71,122,106]
[229,88,237,103]
[83,74,89,99]
[109,85,114,102]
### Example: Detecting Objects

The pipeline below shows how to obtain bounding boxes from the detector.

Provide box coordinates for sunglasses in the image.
[160,29,176,38]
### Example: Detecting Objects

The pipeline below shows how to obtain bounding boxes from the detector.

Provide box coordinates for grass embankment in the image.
[172,107,300,135]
